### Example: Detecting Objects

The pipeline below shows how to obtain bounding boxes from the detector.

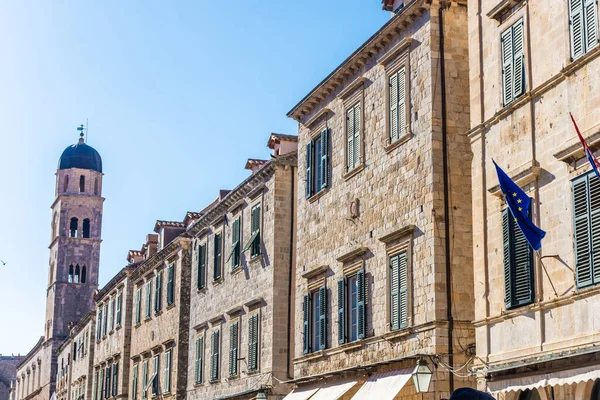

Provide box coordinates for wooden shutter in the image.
[112,362,118,396]
[305,142,312,198]
[116,292,122,326]
[585,0,599,51]
[303,294,310,354]
[231,217,240,268]
[163,350,171,393]
[502,209,513,306]
[590,176,600,283]
[346,107,355,171]
[135,288,141,324]
[251,205,261,257]
[337,278,345,344]
[354,103,361,167]
[167,265,175,305]
[571,0,586,59]
[320,129,329,189]
[131,365,137,399]
[141,361,147,399]
[210,330,219,381]
[398,252,408,328]
[154,272,162,312]
[501,26,514,106]
[99,369,104,400]
[214,234,222,280]
[357,269,366,339]
[389,73,398,142]
[145,281,151,318]
[229,322,238,376]
[503,207,534,308]
[196,337,204,384]
[390,255,399,330]
[397,68,406,140]
[512,20,525,99]
[248,314,259,371]
[318,285,327,350]
[198,244,206,289]
[574,175,594,287]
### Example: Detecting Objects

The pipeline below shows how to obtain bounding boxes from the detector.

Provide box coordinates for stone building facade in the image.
[15,132,104,400]
[285,0,475,398]
[128,224,192,400]
[184,134,297,400]
[468,0,600,398]
[92,265,137,400]
[0,356,22,400]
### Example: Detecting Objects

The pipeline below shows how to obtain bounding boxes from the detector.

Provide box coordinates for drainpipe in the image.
[439,2,454,394]
[286,166,296,379]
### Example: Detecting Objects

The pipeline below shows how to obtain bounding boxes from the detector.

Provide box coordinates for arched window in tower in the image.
[48,263,54,285]
[68,265,74,283]
[74,264,80,283]
[94,178,99,195]
[79,175,85,193]
[69,218,78,238]
[82,219,90,238]
[52,212,58,239]
[81,266,87,283]
[63,175,69,193]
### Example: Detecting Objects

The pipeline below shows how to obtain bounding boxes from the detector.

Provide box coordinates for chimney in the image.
[267,133,298,157]
[145,234,159,258]
[245,159,267,174]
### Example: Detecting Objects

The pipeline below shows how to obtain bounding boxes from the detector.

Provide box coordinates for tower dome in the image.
[57,128,102,173]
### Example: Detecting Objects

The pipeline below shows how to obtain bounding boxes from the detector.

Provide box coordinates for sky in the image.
[0,1,389,355]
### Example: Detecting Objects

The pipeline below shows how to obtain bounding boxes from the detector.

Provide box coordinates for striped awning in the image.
[281,387,320,400]
[310,379,359,400]
[351,368,412,400]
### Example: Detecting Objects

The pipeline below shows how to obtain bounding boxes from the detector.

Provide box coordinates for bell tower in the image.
[45,126,104,340]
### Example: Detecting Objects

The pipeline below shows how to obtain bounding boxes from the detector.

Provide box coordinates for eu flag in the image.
[493,160,546,251]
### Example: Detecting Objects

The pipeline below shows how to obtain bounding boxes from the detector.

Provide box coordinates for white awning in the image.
[281,386,320,400]
[310,379,359,400]
[351,368,412,400]
[488,364,600,393]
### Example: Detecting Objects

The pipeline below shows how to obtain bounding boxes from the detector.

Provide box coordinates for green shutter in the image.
[502,209,513,306]
[512,20,525,99]
[230,218,241,268]
[195,336,204,384]
[248,314,259,371]
[503,206,534,308]
[390,256,399,330]
[574,175,594,287]
[501,26,514,106]
[251,205,261,257]
[116,292,122,326]
[585,0,599,51]
[354,103,361,167]
[210,330,219,381]
[229,322,238,376]
[141,361,147,399]
[198,244,206,289]
[305,142,312,198]
[93,371,98,400]
[214,234,222,280]
[320,129,328,189]
[167,265,174,305]
[398,252,408,328]
[389,72,398,142]
[303,294,310,354]
[131,365,138,399]
[154,272,162,312]
[318,285,327,350]
[397,68,406,140]
[357,269,366,339]
[346,107,355,171]
[337,278,345,344]
[145,281,152,318]
[571,0,585,59]
[163,350,171,393]
[99,369,104,400]
[112,362,118,396]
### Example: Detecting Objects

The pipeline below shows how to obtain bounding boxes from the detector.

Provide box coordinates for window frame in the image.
[569,0,599,61]
[572,171,600,289]
[144,280,152,319]
[229,216,242,269]
[250,204,261,258]
[197,241,207,289]
[166,264,175,306]
[229,320,239,377]
[383,45,411,150]
[131,364,138,399]
[195,334,204,385]
[344,101,363,173]
[247,312,260,371]
[213,232,223,281]
[500,17,526,107]
[210,329,220,382]
[135,287,142,325]
[305,128,329,199]
[163,349,172,393]
[154,270,163,313]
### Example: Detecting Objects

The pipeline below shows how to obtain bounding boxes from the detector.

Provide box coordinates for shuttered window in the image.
[502,207,534,308]
[229,217,241,269]
[102,303,108,336]
[141,360,148,400]
[305,129,329,198]
[131,364,138,399]
[99,369,104,400]
[195,336,204,384]
[570,0,599,60]
[116,291,122,327]
[303,287,327,353]
[251,204,261,258]
[337,279,345,344]
[338,271,366,344]
[346,103,361,171]
[135,287,142,325]
[214,233,222,281]
[390,252,408,330]
[302,293,310,354]
[154,271,162,313]
[112,362,118,396]
[318,286,327,350]
[145,281,152,319]
[109,298,114,332]
[389,67,406,143]
[501,19,525,106]
[96,309,102,340]
[166,265,175,306]
[198,243,206,289]
[104,365,111,399]
[248,313,259,371]
[163,350,171,393]
[93,371,98,400]
[573,172,600,288]
[229,322,239,376]
[151,355,159,396]
[210,329,220,382]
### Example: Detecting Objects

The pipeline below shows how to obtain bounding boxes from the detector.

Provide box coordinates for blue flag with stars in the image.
[493,160,546,251]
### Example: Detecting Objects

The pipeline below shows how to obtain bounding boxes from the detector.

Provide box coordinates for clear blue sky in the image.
[0,1,389,355]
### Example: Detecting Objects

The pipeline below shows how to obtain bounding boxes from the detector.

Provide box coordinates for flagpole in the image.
[535,250,558,298]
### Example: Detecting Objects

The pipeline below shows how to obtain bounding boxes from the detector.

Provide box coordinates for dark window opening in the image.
[70,218,79,238]
[79,175,85,193]
[74,264,80,283]
[82,219,90,238]
[94,178,99,195]
[518,388,541,400]
[63,175,69,193]
[81,266,86,284]
[68,265,74,283]
[592,379,600,400]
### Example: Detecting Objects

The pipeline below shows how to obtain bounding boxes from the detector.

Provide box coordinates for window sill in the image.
[144,316,152,322]
[385,132,411,153]
[249,254,261,264]
[382,327,413,341]
[342,164,364,181]
[197,286,207,294]
[328,340,364,355]
[212,277,224,286]
[166,303,176,310]
[154,310,163,316]
[295,350,326,363]
[228,374,240,380]
[307,188,327,203]
[115,325,122,331]
[230,266,242,276]
[209,379,221,385]
[246,368,261,376]
[194,382,204,387]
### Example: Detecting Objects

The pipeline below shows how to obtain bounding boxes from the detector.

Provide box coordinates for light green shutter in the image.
[346,107,355,171]
[512,207,534,305]
[571,0,585,59]
[337,278,345,344]
[303,294,310,354]
[166,265,175,305]
[585,0,599,51]
[135,288,141,324]
[195,336,204,384]
[305,142,312,198]
[141,361,147,400]
[354,103,361,167]
[231,217,240,268]
[502,209,513,306]
[573,173,600,288]
[210,330,219,381]
[248,314,259,371]
[397,68,406,140]
[320,129,329,189]
[390,255,400,330]
[214,234,222,280]
[163,350,171,393]
[389,73,398,142]
[251,205,261,257]
[154,272,162,313]
[116,292,122,327]
[198,243,206,289]
[131,364,138,399]
[318,285,327,350]
[357,269,366,339]
[501,26,514,106]
[512,20,525,99]
[398,252,408,328]
[145,281,152,318]
[229,322,239,376]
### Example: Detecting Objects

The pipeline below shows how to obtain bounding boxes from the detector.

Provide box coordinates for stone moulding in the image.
[162,339,175,348]
[303,107,330,128]
[244,296,264,309]
[336,247,369,263]
[337,76,366,100]
[301,265,329,280]
[226,305,243,316]
[486,0,524,21]
[378,225,416,244]
[487,161,540,197]
[246,183,266,200]
[553,126,600,164]
[208,314,224,326]
[228,199,245,213]
[193,322,208,332]
[377,38,412,66]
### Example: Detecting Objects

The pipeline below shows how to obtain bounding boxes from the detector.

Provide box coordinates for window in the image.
[501,19,525,106]
[98,369,104,400]
[69,264,74,283]
[229,321,239,377]
[573,172,600,288]
[243,204,261,258]
[228,217,241,269]
[302,286,327,353]
[104,365,111,399]
[346,102,361,171]
[151,355,159,396]
[247,314,259,371]
[591,379,600,400]
[109,297,114,332]
[389,66,407,143]
[74,264,80,283]
[102,303,108,336]
[135,287,142,325]
[73,342,77,360]
[502,207,534,308]
[94,178,99,195]
[518,388,541,400]
[166,265,175,306]
[81,266,87,283]
[570,0,599,60]
[338,270,366,344]
[198,243,206,289]
[145,281,152,319]
[154,272,163,313]
[163,350,171,393]
[141,360,148,400]
[390,252,409,330]
[70,218,79,238]
[210,329,220,382]
[64,175,69,193]
[79,175,85,193]
[131,364,138,400]
[93,371,98,400]
[112,362,118,396]
[96,309,102,340]
[83,219,90,238]
[195,336,204,384]
[116,292,122,327]
[305,129,329,198]
[213,233,222,281]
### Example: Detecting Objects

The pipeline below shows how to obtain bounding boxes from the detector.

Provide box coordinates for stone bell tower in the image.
[45,126,104,340]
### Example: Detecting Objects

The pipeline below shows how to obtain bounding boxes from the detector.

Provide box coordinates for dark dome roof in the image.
[58,139,102,173]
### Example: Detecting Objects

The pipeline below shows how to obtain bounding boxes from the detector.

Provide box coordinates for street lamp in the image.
[412,358,433,393]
